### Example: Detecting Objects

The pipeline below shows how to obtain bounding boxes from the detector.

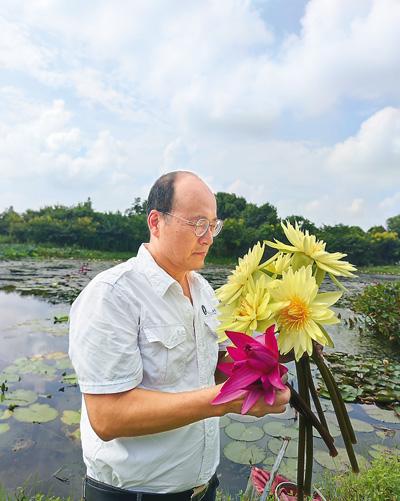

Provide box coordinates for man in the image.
[69,171,290,501]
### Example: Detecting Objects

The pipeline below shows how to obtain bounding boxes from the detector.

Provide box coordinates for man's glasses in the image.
[161,212,224,238]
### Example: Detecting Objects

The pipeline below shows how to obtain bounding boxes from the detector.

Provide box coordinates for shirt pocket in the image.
[140,325,189,386]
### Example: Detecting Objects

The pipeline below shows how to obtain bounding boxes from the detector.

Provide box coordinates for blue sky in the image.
[0,0,399,229]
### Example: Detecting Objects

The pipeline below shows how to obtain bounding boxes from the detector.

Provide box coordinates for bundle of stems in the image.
[287,342,359,500]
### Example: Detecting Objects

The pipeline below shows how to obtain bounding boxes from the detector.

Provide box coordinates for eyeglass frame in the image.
[159,211,224,238]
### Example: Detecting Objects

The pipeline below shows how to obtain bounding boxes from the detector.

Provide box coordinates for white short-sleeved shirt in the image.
[68,244,223,493]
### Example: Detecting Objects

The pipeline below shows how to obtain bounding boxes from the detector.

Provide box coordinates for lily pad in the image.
[62,373,78,385]
[314,448,368,472]
[263,421,298,439]
[0,423,10,434]
[278,458,298,481]
[219,416,231,428]
[224,441,266,464]
[55,358,73,371]
[67,427,81,441]
[363,405,400,424]
[229,413,260,423]
[0,372,20,384]
[268,437,298,458]
[313,420,341,439]
[369,444,399,459]
[225,422,264,441]
[349,418,374,433]
[0,409,12,420]
[2,389,37,407]
[61,410,81,426]
[13,403,58,423]
[12,438,35,452]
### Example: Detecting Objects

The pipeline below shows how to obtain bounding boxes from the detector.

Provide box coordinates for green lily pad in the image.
[2,389,37,407]
[313,420,341,439]
[349,418,374,433]
[375,428,396,440]
[0,423,10,434]
[369,444,399,459]
[13,403,58,423]
[55,358,73,371]
[0,409,12,420]
[229,413,260,423]
[314,448,368,472]
[278,458,298,481]
[4,358,56,379]
[219,416,231,428]
[363,405,400,424]
[268,437,298,458]
[263,420,298,439]
[0,372,20,384]
[62,373,78,385]
[68,427,81,441]
[61,410,81,426]
[225,422,264,441]
[223,441,266,464]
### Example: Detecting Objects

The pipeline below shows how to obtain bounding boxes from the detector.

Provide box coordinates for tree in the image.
[387,214,400,236]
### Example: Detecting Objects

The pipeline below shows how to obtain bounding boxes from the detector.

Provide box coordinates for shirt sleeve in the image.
[68,280,143,394]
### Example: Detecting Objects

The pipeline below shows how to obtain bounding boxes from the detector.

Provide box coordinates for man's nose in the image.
[199,226,213,245]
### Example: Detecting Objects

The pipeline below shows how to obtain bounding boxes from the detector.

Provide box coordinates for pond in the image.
[0,259,399,499]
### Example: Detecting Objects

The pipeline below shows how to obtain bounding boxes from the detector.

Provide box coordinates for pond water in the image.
[0,260,399,499]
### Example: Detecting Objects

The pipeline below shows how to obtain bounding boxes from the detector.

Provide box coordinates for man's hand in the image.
[214,382,291,418]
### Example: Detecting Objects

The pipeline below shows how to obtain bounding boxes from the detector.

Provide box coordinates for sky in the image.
[0,0,399,230]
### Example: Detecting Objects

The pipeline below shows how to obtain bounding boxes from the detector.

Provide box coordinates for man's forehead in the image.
[173,175,216,212]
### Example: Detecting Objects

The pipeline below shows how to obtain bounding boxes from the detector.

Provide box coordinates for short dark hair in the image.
[146,171,196,215]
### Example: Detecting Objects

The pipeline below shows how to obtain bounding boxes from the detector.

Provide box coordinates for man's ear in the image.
[148,210,161,238]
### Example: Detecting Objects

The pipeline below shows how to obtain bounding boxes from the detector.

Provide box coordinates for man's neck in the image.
[145,243,190,296]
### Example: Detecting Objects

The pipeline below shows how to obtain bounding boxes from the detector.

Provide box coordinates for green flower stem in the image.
[288,383,337,455]
[295,361,306,500]
[305,356,329,431]
[312,351,359,473]
[318,352,357,445]
[301,357,314,496]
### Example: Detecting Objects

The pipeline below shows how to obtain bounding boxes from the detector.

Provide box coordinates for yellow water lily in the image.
[217,274,276,342]
[216,242,266,305]
[262,252,292,276]
[265,221,357,279]
[271,265,342,361]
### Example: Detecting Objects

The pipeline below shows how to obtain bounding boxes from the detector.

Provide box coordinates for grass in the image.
[358,264,400,275]
[0,485,73,501]
[0,241,236,265]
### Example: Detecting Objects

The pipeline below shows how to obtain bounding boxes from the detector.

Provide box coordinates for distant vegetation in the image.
[1,194,400,266]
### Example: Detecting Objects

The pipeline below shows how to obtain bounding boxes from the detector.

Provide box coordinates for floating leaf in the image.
[223,441,266,464]
[0,423,10,434]
[13,403,58,423]
[314,448,368,472]
[0,409,12,420]
[229,413,260,423]
[55,358,73,371]
[225,422,264,441]
[62,373,78,385]
[219,416,231,428]
[369,444,399,459]
[2,389,37,407]
[262,421,298,439]
[278,458,298,481]
[268,437,298,458]
[68,427,81,441]
[12,438,35,452]
[0,372,20,384]
[363,405,400,424]
[61,410,81,426]
[349,418,374,433]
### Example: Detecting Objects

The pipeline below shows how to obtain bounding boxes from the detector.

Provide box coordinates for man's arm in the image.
[84,383,291,442]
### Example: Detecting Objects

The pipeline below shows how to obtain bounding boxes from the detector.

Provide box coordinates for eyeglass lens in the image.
[195,219,223,237]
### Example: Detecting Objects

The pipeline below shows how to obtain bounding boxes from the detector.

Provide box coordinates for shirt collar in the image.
[134,244,179,297]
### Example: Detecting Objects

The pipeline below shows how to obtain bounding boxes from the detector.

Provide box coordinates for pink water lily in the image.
[212,325,288,414]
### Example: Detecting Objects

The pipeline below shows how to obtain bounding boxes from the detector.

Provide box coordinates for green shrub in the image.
[319,453,400,501]
[351,281,400,345]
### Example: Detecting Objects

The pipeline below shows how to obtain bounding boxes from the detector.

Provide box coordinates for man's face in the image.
[158,176,218,273]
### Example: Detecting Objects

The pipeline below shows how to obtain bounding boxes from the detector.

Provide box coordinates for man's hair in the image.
[146,171,196,215]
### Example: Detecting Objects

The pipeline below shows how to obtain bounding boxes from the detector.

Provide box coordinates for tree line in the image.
[1,193,399,266]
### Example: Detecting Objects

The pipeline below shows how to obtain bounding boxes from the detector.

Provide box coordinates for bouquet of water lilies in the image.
[211,221,359,500]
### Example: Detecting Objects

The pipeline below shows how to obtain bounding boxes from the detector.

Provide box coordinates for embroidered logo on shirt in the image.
[201,304,217,316]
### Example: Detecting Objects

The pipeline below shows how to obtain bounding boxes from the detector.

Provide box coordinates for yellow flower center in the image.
[279,296,310,331]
